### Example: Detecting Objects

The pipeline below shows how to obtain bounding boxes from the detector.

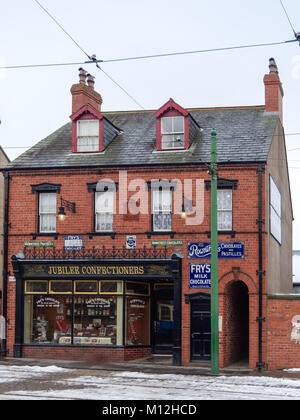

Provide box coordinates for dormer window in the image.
[161,116,184,149]
[77,119,99,152]
[154,98,200,152]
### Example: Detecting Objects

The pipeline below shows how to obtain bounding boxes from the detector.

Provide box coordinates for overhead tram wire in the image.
[1,37,299,71]
[279,0,298,37]
[33,0,145,110]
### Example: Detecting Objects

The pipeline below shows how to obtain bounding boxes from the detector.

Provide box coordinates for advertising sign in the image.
[189,263,211,289]
[188,242,244,259]
[152,240,183,247]
[126,235,136,249]
[64,236,83,250]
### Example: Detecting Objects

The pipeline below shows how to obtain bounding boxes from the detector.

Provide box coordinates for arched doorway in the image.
[224,281,249,366]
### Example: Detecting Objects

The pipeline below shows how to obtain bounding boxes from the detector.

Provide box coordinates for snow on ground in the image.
[1,365,300,400]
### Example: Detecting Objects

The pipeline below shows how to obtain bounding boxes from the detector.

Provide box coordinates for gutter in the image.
[256,164,265,370]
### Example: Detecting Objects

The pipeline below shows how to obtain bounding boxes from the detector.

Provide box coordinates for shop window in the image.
[217,189,232,231]
[73,295,123,345]
[100,281,123,294]
[152,189,172,232]
[95,191,114,232]
[74,281,98,294]
[49,281,72,294]
[39,192,57,233]
[126,282,149,296]
[25,280,48,294]
[126,296,150,345]
[24,294,72,344]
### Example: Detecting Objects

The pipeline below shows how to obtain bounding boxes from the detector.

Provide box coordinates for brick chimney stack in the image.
[264,58,284,123]
[70,68,102,114]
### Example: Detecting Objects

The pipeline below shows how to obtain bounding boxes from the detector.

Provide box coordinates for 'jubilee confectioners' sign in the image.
[21,263,172,279]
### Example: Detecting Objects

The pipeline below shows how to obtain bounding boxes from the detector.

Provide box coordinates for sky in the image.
[1,0,300,246]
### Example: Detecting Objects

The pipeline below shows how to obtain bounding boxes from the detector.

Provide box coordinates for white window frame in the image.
[270,176,282,244]
[95,191,114,232]
[161,116,185,149]
[217,189,233,231]
[39,192,57,233]
[152,189,172,232]
[77,119,99,152]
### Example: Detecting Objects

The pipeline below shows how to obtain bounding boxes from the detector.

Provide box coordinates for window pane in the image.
[25,281,48,293]
[40,214,56,233]
[78,120,99,136]
[162,134,184,149]
[172,116,184,132]
[39,193,56,213]
[100,281,123,294]
[24,295,72,344]
[126,296,150,345]
[74,295,122,345]
[77,137,98,152]
[126,282,149,296]
[95,192,114,212]
[50,281,72,293]
[161,117,173,133]
[153,213,172,231]
[75,281,98,294]
[218,211,232,230]
[96,213,113,231]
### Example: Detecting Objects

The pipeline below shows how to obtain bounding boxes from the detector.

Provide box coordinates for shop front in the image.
[11,250,182,364]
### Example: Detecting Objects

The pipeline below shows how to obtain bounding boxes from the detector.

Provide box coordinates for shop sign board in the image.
[64,236,83,250]
[187,242,244,259]
[152,240,183,247]
[189,263,211,289]
[24,241,54,248]
[126,235,136,249]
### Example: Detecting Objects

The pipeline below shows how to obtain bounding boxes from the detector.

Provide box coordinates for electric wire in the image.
[279,0,297,36]
[0,38,298,70]
[33,0,144,109]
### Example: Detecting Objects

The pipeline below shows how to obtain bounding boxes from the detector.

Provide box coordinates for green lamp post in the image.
[210,127,219,374]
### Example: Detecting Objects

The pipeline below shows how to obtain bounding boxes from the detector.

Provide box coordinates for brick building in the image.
[1,59,299,370]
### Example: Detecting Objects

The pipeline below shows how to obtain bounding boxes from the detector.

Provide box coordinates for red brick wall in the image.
[266,296,300,370]
[5,164,267,367]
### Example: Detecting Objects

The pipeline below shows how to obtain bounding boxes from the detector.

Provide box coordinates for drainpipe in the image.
[1,171,9,356]
[256,164,265,370]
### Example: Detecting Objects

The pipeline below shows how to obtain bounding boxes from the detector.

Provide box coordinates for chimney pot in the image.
[78,67,87,84]
[269,58,278,74]
[87,73,95,89]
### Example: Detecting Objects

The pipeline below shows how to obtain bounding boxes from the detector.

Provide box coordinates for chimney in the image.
[264,58,284,122]
[70,68,102,114]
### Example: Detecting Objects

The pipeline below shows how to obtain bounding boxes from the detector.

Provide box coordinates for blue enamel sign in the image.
[189,263,211,289]
[187,242,244,259]
[64,236,83,250]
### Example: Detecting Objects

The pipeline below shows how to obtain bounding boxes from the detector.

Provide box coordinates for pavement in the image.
[0,355,299,379]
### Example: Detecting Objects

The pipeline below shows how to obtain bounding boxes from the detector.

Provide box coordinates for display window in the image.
[126,296,150,345]
[24,294,72,344]
[73,295,123,345]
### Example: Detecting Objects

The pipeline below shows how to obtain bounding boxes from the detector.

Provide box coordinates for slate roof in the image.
[6,106,279,170]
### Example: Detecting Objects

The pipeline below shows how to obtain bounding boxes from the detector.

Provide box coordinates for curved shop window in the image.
[24,280,149,346]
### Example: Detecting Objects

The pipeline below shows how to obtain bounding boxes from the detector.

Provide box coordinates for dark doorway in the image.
[189,293,211,361]
[225,281,249,365]
[152,286,174,354]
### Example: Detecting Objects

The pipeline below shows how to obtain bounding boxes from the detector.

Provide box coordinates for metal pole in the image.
[210,127,219,374]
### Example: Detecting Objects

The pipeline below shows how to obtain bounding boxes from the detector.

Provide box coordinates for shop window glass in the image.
[25,280,48,294]
[126,282,149,296]
[100,281,123,294]
[126,296,150,345]
[74,281,98,294]
[24,295,72,344]
[73,295,123,345]
[50,281,72,294]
